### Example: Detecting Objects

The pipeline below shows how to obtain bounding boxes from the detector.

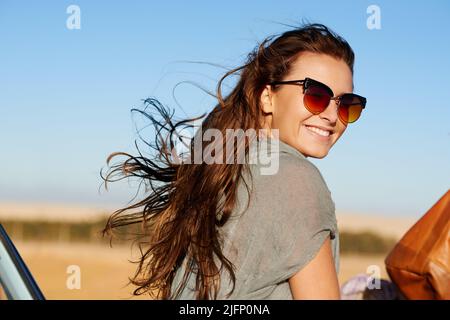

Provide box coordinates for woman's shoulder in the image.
[248,146,330,194]
[240,141,336,225]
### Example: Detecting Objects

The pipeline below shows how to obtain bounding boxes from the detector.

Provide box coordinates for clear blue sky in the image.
[1,0,449,218]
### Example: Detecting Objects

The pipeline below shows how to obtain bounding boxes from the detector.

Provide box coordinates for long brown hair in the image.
[101,22,355,299]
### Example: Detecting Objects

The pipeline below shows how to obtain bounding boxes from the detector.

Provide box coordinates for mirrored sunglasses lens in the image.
[339,95,364,123]
[303,84,331,113]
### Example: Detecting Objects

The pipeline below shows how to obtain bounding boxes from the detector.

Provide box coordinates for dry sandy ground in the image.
[14,241,389,300]
[0,202,112,222]
[335,212,417,239]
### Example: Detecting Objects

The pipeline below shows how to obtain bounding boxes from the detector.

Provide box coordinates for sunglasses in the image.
[269,77,366,124]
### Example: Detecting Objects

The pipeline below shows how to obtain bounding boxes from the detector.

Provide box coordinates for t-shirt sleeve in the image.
[244,154,337,292]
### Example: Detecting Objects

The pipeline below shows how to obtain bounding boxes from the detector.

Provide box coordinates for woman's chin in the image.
[299,145,329,159]
[297,127,336,159]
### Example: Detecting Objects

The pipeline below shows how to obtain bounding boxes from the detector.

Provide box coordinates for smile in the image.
[304,125,331,137]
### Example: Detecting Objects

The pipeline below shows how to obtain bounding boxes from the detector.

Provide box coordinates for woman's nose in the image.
[318,100,339,124]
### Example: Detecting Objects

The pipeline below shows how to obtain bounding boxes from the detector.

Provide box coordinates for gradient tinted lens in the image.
[303,83,331,114]
[338,94,364,123]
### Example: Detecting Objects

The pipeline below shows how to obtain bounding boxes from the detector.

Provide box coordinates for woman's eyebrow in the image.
[335,89,353,96]
[336,82,354,96]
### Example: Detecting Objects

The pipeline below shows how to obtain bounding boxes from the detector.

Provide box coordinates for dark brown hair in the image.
[101,22,354,299]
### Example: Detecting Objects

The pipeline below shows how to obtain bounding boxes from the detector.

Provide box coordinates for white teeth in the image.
[306,125,330,137]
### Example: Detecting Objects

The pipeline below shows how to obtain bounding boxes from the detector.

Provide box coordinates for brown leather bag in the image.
[384,189,450,300]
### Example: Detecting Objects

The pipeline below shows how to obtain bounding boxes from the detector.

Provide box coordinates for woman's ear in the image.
[259,85,274,137]
[260,85,274,114]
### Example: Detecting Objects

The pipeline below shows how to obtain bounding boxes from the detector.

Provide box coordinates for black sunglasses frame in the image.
[269,77,367,123]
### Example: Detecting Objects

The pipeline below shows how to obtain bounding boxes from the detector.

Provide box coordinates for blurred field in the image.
[15,241,147,300]
[14,241,389,300]
[0,202,416,235]
[2,202,415,299]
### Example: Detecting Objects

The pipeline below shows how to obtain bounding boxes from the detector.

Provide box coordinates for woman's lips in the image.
[303,124,332,141]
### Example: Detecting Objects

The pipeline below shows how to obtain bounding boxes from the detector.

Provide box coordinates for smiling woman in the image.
[101,22,366,300]
[262,53,366,159]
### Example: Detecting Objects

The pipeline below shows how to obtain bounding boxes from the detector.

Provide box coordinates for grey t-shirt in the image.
[171,138,339,299]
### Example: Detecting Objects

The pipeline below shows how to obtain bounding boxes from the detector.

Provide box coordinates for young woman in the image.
[102,23,367,300]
